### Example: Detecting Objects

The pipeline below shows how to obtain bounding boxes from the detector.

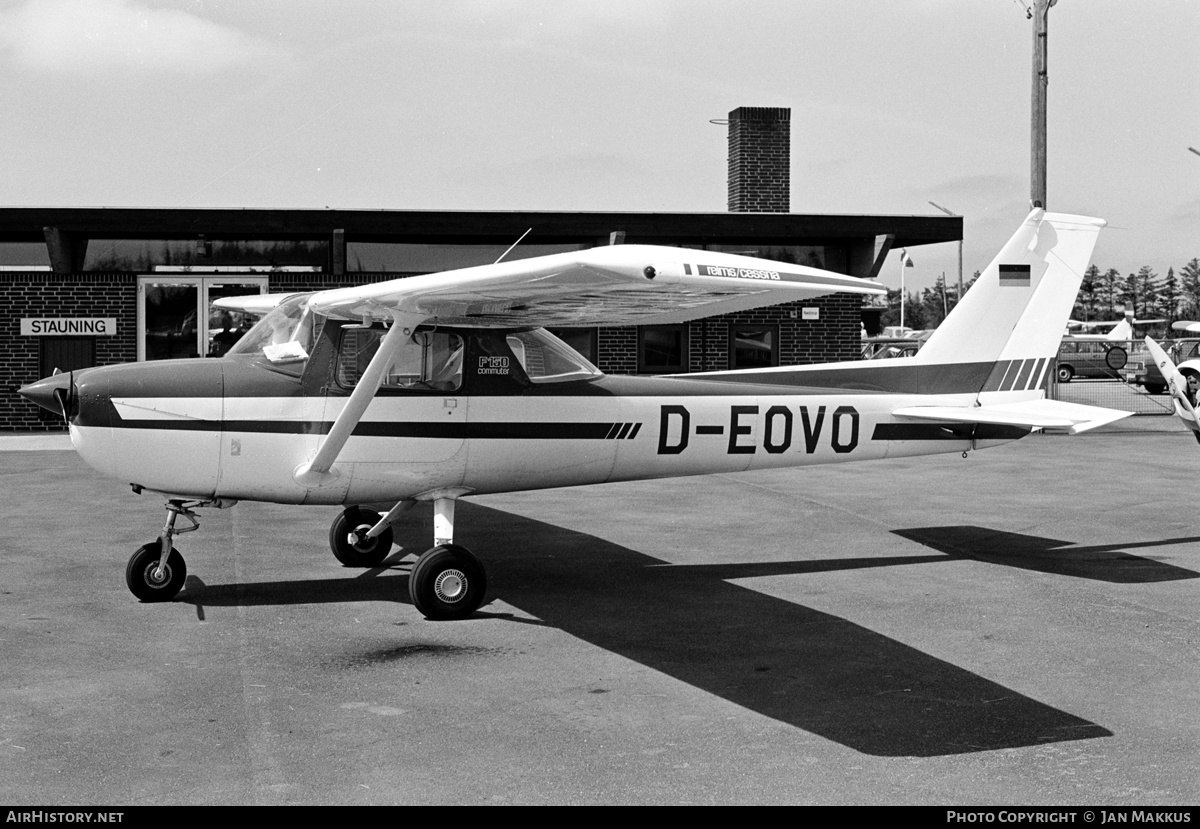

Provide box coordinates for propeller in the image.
[1145,336,1200,441]
[18,370,75,424]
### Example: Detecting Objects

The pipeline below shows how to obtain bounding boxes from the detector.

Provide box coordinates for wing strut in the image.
[294,311,428,488]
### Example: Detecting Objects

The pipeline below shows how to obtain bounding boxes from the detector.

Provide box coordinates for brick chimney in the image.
[726,106,790,212]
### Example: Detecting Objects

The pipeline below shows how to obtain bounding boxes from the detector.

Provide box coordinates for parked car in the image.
[861,331,931,360]
[1055,339,1128,382]
[1128,338,1200,394]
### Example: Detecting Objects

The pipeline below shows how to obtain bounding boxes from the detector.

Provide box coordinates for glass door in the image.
[138,276,268,361]
[204,279,268,358]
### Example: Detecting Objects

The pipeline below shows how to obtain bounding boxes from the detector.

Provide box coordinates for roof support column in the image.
[43,227,88,274]
[331,228,346,276]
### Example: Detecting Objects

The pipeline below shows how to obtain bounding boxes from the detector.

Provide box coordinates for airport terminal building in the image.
[0,107,959,430]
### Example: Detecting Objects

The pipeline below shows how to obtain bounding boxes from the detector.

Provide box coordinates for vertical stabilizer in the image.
[913,209,1105,401]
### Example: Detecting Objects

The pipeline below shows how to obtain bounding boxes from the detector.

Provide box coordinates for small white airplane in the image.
[21,208,1128,620]
[1064,313,1165,341]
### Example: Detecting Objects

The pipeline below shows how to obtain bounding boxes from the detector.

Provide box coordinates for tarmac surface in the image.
[2,417,1199,805]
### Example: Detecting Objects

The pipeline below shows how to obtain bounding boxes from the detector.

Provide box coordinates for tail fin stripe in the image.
[1027,358,1048,391]
[1004,360,1026,391]
[1000,362,1022,392]
[1008,359,1035,392]
[983,360,1017,393]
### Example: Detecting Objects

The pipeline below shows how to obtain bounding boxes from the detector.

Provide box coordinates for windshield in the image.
[226,294,319,370]
[505,328,601,383]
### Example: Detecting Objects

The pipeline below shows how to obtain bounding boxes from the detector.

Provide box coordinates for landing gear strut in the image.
[334,495,488,620]
[408,497,486,620]
[125,499,201,602]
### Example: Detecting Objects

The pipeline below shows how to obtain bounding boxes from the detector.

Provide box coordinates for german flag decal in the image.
[999,263,1031,286]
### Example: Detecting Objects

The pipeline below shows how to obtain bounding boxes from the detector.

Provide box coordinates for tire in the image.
[329,507,393,567]
[1146,384,1167,395]
[126,542,187,602]
[409,544,487,621]
[1056,365,1074,383]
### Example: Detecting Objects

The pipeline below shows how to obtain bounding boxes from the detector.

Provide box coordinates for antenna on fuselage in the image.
[494,228,533,264]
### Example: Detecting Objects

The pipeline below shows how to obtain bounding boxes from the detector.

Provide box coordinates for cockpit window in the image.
[337,327,464,391]
[225,294,319,373]
[505,329,601,383]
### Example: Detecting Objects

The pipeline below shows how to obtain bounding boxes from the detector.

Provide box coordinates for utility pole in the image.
[1031,0,1059,209]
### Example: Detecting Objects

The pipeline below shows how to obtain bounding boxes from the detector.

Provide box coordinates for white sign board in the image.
[801,307,820,320]
[21,318,117,336]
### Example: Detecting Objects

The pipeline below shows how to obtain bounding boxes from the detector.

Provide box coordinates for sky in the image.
[0,0,1196,293]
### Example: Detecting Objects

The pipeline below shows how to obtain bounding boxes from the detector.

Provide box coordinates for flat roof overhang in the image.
[0,206,960,248]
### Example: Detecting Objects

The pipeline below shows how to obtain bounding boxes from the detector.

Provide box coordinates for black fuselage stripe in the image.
[103,419,624,440]
[94,418,1032,443]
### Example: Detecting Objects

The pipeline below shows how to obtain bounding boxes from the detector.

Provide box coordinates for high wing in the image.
[299,244,884,327]
[269,244,882,486]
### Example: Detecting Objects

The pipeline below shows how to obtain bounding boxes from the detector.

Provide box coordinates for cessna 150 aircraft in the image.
[21,208,1127,620]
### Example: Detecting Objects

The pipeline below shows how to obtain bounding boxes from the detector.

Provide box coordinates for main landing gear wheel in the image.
[126,543,187,602]
[409,544,487,621]
[329,507,394,567]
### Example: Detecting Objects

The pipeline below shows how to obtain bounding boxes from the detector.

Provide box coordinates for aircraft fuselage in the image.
[60,321,1026,506]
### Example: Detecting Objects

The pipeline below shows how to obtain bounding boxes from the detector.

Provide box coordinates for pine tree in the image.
[1161,267,1181,325]
[1181,258,1200,319]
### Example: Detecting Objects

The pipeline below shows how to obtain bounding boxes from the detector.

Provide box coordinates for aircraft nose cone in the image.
[19,373,74,416]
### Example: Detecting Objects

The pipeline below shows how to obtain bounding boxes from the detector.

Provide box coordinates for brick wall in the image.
[1,272,135,431]
[727,106,790,213]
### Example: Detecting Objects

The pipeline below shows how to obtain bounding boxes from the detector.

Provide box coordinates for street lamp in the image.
[899,250,914,330]
[929,201,964,304]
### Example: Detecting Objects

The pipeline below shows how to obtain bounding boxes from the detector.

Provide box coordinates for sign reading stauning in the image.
[21,318,117,336]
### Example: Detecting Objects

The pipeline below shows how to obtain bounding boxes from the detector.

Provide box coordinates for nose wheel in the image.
[124,498,216,602]
[126,542,187,602]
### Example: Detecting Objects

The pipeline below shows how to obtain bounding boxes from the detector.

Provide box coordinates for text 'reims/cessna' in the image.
[21,209,1127,620]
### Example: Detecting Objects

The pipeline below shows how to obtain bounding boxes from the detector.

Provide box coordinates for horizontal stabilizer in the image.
[893,399,1131,435]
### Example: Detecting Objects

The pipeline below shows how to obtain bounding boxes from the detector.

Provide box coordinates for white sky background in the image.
[0,0,1195,293]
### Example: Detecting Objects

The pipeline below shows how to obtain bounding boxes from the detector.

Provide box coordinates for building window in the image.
[638,325,688,374]
[730,324,779,370]
[546,327,598,365]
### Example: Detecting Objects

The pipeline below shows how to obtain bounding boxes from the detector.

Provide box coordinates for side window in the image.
[729,324,779,369]
[638,325,688,374]
[504,329,601,383]
[336,328,464,391]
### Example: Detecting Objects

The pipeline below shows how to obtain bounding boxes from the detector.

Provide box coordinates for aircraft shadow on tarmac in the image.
[178,502,1113,758]
[893,526,1200,583]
